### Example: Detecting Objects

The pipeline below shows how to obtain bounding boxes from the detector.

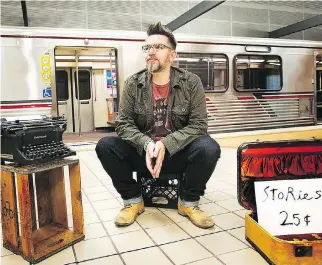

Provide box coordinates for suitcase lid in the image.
[237,139,322,213]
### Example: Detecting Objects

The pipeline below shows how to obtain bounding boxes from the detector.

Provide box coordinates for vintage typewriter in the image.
[1,116,76,165]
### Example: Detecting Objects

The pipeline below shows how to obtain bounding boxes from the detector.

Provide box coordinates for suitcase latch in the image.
[294,246,312,257]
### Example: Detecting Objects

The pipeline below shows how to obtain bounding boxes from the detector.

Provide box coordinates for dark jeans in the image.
[95,135,221,202]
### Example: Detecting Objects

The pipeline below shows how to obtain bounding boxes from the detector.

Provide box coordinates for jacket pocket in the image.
[171,103,189,128]
[134,103,146,130]
[134,103,146,115]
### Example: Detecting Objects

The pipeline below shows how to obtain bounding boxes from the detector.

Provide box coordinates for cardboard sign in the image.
[255,178,322,236]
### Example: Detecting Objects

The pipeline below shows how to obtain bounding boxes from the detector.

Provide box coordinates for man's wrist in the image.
[144,139,155,151]
[157,140,165,149]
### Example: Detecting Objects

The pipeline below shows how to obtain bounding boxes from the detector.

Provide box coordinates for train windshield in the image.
[234,55,282,91]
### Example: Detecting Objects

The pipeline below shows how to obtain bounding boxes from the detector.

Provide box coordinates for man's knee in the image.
[205,137,221,161]
[190,136,221,163]
[95,136,118,156]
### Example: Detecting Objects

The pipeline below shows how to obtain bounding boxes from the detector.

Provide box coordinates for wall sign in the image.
[43,88,52,98]
[41,55,51,82]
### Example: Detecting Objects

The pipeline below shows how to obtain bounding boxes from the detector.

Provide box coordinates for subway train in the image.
[1,26,322,134]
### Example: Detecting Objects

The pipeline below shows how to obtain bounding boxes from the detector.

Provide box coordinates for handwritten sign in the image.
[255,178,322,236]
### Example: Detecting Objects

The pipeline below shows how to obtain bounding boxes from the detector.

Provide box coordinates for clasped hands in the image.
[145,141,166,178]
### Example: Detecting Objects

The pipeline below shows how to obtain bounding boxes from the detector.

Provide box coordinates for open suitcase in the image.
[237,139,322,265]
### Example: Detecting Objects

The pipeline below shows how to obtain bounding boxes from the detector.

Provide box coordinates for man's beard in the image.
[146,60,164,73]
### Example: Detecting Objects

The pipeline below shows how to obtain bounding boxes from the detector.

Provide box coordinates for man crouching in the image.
[96,22,221,229]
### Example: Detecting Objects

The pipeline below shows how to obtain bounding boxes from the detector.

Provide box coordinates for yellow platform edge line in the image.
[212,128,322,148]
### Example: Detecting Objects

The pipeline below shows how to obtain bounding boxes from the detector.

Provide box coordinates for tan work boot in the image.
[178,202,215,229]
[114,201,145,227]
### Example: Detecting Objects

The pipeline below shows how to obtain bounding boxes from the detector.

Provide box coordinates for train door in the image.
[316,54,322,122]
[56,68,94,132]
[56,68,73,132]
[55,46,118,134]
[72,68,94,132]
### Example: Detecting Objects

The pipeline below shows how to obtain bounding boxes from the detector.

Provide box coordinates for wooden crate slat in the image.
[16,173,35,258]
[49,167,68,229]
[33,224,84,262]
[69,163,84,235]
[0,158,79,174]
[32,224,65,243]
[1,171,19,251]
[35,171,52,227]
[28,174,37,232]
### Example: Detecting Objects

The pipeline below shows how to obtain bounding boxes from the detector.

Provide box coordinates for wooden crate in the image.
[1,158,85,264]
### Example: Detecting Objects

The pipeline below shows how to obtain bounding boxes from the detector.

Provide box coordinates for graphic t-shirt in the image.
[146,81,173,141]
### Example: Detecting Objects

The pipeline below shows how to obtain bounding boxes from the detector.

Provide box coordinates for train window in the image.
[317,55,322,91]
[56,70,69,101]
[234,55,282,91]
[74,71,91,100]
[174,53,228,92]
[316,55,322,120]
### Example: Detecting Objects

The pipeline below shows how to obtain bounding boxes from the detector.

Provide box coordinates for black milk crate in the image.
[137,172,183,209]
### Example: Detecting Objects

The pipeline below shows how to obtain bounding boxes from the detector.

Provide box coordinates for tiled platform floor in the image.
[1,148,269,265]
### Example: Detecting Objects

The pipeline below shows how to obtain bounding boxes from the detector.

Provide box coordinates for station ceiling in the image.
[1,1,322,41]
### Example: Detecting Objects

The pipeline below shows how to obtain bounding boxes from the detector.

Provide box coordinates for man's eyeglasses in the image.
[142,43,172,53]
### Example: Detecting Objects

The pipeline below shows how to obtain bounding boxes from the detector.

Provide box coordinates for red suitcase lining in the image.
[241,146,322,178]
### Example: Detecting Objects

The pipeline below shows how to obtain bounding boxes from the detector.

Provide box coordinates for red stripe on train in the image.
[237,96,255,100]
[237,95,313,100]
[262,95,313,99]
[0,104,52,110]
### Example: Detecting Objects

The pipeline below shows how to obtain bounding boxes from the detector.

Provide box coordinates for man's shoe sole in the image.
[178,209,215,229]
[114,208,145,227]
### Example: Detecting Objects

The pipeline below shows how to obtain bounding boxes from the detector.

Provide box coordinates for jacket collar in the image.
[135,66,187,89]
